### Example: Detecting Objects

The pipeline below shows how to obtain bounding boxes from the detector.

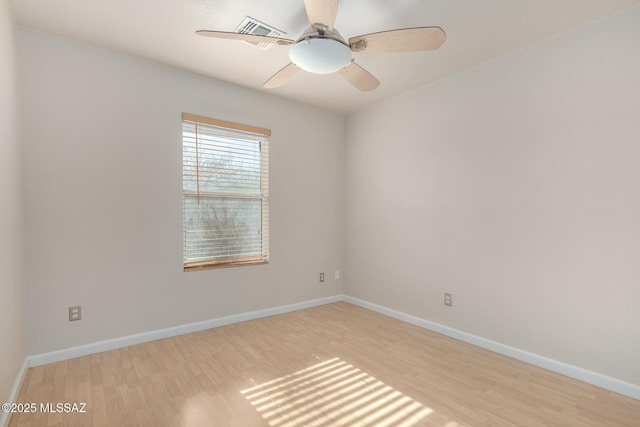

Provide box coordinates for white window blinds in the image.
[182,113,270,271]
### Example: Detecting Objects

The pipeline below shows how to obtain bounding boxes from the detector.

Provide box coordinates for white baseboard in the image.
[25,293,640,401]
[28,295,342,367]
[0,357,29,427]
[342,295,640,400]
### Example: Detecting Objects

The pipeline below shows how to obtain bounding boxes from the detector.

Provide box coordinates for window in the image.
[182,113,269,271]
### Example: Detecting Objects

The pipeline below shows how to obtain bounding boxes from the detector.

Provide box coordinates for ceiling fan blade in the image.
[304,0,338,32]
[349,27,445,53]
[263,63,300,89]
[338,61,379,92]
[196,30,294,45]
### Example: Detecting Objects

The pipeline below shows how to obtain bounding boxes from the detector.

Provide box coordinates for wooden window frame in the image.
[182,113,270,272]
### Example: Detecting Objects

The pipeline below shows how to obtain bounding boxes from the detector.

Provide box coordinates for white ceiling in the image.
[11,0,640,113]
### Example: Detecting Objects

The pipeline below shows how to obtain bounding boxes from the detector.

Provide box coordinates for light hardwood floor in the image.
[9,302,640,426]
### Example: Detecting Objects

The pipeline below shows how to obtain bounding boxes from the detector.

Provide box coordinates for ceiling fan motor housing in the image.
[289,28,353,74]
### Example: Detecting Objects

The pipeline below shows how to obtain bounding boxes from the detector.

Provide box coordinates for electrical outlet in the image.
[334,270,341,280]
[69,305,81,321]
[444,293,453,307]
[319,272,325,282]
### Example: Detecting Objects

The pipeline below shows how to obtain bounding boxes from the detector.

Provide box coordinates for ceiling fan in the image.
[196,0,445,91]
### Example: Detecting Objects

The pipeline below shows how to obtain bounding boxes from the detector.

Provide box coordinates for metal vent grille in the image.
[234,16,286,51]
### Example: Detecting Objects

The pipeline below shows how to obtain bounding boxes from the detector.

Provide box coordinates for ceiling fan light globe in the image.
[289,37,352,74]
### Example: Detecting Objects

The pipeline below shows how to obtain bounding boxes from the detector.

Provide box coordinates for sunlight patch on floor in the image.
[241,357,435,427]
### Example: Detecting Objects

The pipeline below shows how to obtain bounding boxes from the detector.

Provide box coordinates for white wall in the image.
[19,29,344,355]
[0,0,26,407]
[345,7,640,386]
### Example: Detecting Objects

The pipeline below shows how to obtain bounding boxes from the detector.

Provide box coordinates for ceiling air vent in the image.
[234,16,287,51]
